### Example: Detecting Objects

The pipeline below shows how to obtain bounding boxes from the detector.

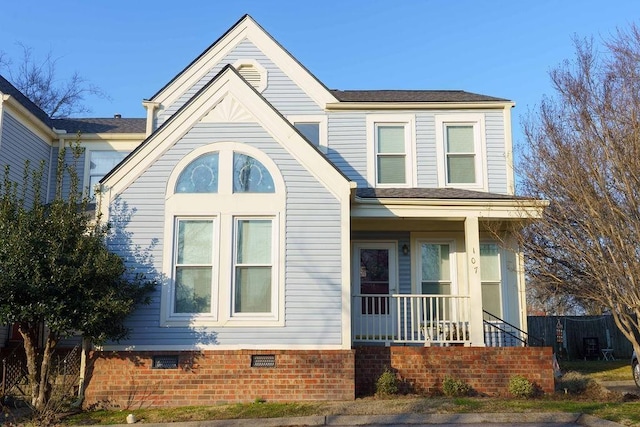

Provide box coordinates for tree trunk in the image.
[35,332,57,411]
[17,322,41,409]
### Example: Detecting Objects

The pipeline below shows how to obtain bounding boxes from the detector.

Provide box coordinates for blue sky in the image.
[1,0,638,152]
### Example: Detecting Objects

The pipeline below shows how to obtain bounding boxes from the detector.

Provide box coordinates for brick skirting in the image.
[355,346,555,397]
[83,349,355,409]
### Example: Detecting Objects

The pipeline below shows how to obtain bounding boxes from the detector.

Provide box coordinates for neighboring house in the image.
[0,15,553,406]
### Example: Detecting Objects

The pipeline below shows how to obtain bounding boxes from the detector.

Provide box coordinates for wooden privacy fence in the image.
[527,315,634,360]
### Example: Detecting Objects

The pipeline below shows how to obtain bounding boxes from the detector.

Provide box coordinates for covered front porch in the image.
[349,188,547,348]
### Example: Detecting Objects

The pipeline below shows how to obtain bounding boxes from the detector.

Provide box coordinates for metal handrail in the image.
[483,310,544,347]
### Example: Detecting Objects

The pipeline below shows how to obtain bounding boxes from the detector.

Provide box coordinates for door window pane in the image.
[359,249,389,314]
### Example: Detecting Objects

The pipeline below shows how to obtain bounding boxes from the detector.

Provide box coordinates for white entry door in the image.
[353,242,397,341]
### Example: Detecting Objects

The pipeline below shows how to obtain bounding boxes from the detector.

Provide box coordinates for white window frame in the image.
[170,216,219,321]
[231,216,278,319]
[161,142,285,327]
[366,114,416,188]
[288,115,328,152]
[480,241,503,318]
[84,149,130,198]
[412,239,458,295]
[435,114,487,190]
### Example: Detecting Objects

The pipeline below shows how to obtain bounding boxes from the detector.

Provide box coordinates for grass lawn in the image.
[14,359,640,426]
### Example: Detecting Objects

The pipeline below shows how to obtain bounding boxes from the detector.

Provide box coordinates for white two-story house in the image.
[0,15,552,406]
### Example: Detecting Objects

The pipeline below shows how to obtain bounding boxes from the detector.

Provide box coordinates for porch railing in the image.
[353,294,471,345]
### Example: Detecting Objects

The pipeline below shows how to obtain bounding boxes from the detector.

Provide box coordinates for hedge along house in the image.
[0,15,553,406]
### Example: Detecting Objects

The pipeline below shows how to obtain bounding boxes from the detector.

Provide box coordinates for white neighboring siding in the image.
[158,39,323,126]
[107,123,344,348]
[0,112,52,205]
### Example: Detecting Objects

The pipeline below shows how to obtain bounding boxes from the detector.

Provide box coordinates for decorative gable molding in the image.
[201,95,255,123]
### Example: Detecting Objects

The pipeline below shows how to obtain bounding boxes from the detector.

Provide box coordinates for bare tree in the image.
[0,44,105,118]
[518,25,640,354]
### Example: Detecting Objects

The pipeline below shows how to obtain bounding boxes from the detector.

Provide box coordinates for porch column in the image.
[465,215,485,346]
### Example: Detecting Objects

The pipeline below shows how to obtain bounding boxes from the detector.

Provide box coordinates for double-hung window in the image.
[174,219,216,314]
[435,114,486,190]
[418,241,455,321]
[233,218,274,314]
[366,115,415,187]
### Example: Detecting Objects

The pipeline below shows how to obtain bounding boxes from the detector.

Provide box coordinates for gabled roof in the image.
[331,90,510,103]
[51,117,145,134]
[0,74,50,125]
[102,65,351,206]
[148,14,338,110]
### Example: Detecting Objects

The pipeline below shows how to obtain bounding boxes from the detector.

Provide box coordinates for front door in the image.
[352,242,397,341]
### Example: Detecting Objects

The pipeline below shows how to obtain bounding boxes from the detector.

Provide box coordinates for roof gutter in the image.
[1,94,57,139]
[354,195,548,208]
[326,101,515,111]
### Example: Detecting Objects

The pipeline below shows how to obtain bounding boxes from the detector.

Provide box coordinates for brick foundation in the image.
[355,346,555,397]
[83,349,355,408]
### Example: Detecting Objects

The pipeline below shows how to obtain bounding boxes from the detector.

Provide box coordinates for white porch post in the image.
[465,215,485,346]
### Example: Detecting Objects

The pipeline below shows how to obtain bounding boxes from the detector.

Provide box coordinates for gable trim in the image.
[148,15,337,112]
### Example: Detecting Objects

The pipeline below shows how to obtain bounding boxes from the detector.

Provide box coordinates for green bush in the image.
[442,375,472,397]
[375,368,399,395]
[509,375,535,398]
[556,371,591,394]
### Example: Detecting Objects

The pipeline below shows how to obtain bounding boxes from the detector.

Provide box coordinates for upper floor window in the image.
[435,114,486,190]
[233,153,274,193]
[88,150,129,198]
[288,115,328,151]
[366,114,415,187]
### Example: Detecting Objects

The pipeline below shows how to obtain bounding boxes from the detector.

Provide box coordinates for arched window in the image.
[175,153,219,193]
[163,142,285,327]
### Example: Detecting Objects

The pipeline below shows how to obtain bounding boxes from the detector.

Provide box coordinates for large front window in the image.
[480,242,502,318]
[163,143,284,327]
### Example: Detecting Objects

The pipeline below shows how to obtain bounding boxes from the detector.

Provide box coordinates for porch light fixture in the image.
[402,244,409,255]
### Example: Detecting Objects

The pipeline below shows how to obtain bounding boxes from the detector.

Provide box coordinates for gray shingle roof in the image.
[51,118,146,134]
[0,74,51,124]
[330,90,510,103]
[356,187,523,200]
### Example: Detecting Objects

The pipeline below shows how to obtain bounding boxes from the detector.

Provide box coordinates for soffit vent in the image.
[233,59,267,93]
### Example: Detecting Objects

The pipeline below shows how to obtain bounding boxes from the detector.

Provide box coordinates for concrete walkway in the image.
[90,412,624,427]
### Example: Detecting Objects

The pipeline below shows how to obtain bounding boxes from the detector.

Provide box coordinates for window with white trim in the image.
[233,218,274,314]
[366,115,415,187]
[435,114,486,190]
[88,150,129,197]
[420,243,452,295]
[288,115,328,151]
[173,218,216,314]
[163,143,284,327]
[480,242,502,319]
